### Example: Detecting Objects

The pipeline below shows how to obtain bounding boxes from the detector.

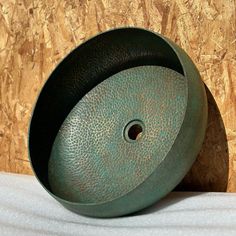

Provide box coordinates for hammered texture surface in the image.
[48,66,188,203]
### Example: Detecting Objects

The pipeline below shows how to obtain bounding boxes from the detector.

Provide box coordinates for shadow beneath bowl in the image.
[127,191,204,217]
[177,85,229,192]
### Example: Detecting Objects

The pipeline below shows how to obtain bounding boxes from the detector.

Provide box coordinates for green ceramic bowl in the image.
[28,27,207,217]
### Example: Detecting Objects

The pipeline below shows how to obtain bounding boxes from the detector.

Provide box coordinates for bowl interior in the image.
[48,65,187,203]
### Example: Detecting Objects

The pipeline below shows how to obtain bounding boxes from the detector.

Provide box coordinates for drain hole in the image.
[124,120,145,142]
[128,124,143,141]
[128,124,143,140]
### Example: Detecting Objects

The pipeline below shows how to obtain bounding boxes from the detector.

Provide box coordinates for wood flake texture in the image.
[0,0,235,191]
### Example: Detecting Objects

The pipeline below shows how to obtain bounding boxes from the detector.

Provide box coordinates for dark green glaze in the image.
[28,28,207,217]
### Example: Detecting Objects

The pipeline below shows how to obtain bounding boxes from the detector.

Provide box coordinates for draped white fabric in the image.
[0,172,236,236]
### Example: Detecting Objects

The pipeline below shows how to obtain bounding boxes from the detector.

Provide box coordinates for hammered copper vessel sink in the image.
[29,28,208,217]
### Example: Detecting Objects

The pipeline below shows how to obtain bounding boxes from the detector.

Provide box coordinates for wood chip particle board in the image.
[0,0,235,192]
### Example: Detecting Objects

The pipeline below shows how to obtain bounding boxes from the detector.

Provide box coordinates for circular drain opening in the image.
[124,120,145,142]
[128,124,143,140]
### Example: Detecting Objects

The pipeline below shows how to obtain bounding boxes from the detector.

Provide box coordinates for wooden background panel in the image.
[0,0,235,191]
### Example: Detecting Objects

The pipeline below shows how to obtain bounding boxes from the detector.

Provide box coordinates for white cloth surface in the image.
[0,172,236,236]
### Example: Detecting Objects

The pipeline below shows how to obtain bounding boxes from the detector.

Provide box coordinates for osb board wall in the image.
[0,0,235,192]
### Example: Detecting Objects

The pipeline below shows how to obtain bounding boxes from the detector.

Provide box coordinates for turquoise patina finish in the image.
[28,28,208,217]
[48,66,187,203]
